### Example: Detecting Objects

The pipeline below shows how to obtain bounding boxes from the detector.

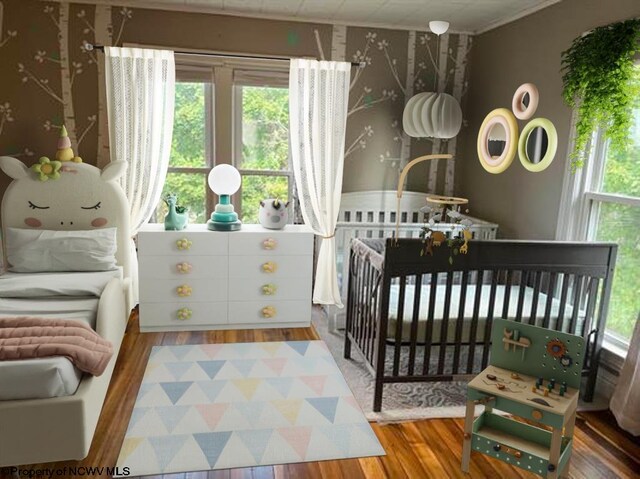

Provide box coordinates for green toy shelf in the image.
[472,412,572,476]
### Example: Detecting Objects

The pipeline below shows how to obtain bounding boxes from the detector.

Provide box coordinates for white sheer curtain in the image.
[610,315,640,435]
[104,47,175,302]
[289,59,351,307]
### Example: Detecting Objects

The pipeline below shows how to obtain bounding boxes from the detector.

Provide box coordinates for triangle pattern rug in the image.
[116,340,385,476]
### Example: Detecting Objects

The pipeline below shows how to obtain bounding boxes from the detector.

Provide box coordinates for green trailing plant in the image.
[561,18,640,170]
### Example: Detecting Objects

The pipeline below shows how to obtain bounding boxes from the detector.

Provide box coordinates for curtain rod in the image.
[87,44,364,68]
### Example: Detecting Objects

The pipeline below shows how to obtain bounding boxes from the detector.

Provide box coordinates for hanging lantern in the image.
[402,92,462,139]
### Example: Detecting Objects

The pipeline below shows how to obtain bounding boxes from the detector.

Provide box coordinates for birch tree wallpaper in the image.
[0,0,471,201]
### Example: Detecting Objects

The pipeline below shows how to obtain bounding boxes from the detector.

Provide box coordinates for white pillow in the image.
[6,227,118,273]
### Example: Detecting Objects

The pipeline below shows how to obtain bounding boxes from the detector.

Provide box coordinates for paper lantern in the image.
[402,92,462,139]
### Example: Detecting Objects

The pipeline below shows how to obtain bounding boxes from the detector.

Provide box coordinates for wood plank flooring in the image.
[23,310,640,479]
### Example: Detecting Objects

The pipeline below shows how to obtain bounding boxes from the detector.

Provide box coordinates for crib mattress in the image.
[387,284,582,342]
[0,269,120,401]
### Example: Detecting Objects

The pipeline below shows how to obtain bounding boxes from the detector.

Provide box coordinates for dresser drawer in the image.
[228,276,311,301]
[138,230,228,256]
[140,302,227,327]
[229,231,312,256]
[140,278,227,303]
[228,255,312,279]
[228,300,311,325]
[139,255,227,279]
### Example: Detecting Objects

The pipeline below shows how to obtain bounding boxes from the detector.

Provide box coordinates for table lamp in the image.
[207,164,242,231]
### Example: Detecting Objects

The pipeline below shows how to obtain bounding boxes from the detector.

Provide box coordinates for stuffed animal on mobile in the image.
[258,198,289,230]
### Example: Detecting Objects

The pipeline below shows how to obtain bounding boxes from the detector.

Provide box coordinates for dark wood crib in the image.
[344,238,617,412]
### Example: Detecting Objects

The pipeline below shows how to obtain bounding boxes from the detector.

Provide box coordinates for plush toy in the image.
[258,198,290,230]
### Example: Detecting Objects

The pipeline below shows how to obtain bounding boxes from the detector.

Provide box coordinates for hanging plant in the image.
[561,18,640,169]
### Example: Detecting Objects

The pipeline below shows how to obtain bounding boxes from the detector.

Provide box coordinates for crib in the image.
[345,237,617,411]
[335,190,498,305]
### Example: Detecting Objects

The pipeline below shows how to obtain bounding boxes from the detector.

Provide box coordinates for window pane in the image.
[595,201,640,341]
[171,82,208,168]
[155,172,208,224]
[241,175,289,224]
[238,86,289,171]
[602,106,640,197]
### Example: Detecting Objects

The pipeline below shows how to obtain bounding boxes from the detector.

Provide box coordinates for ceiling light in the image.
[429,20,450,36]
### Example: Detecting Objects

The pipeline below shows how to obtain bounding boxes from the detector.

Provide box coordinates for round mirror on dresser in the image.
[477,108,519,174]
[518,117,558,172]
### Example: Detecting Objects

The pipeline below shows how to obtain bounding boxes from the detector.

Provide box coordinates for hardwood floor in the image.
[24,310,640,479]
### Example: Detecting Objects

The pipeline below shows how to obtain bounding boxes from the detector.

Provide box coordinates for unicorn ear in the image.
[0,156,29,180]
[101,160,127,182]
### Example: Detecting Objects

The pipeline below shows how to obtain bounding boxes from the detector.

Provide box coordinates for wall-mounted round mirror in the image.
[518,118,558,172]
[477,108,518,174]
[512,83,539,120]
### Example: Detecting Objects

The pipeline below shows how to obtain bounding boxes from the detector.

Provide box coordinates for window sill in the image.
[601,339,627,374]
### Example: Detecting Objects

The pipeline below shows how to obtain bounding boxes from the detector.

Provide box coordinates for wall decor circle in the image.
[518,117,558,172]
[512,83,539,120]
[477,108,519,174]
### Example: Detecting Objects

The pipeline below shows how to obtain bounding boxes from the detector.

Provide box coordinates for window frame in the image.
[165,67,216,219]
[130,43,295,222]
[558,110,640,353]
[233,79,294,223]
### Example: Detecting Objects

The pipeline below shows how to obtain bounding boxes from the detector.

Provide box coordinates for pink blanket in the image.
[0,317,113,376]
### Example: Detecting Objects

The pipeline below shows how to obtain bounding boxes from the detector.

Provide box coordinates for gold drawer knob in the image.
[176,284,192,297]
[262,238,278,250]
[532,409,543,420]
[176,238,192,250]
[262,284,277,295]
[176,262,192,274]
[177,307,192,320]
[262,261,278,273]
[262,306,277,318]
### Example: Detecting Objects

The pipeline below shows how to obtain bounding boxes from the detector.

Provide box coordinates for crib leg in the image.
[373,379,384,412]
[583,348,601,402]
[344,331,352,359]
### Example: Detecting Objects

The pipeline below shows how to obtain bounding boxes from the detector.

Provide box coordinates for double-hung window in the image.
[558,93,640,352]
[155,67,215,224]
[154,54,294,224]
[234,70,292,223]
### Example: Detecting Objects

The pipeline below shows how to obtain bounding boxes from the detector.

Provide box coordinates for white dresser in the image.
[137,224,313,332]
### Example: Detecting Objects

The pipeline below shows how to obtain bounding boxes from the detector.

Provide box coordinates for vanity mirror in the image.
[477,108,518,174]
[518,118,558,172]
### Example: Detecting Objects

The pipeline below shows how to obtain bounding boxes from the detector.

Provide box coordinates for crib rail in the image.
[345,238,617,412]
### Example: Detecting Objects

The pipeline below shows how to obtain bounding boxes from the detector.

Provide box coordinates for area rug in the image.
[314,309,608,422]
[116,341,385,476]
[313,310,469,422]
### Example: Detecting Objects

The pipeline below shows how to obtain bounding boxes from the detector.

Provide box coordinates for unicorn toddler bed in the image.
[0,155,132,466]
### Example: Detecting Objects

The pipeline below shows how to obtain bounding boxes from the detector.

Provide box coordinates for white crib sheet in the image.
[0,269,120,401]
[386,284,583,342]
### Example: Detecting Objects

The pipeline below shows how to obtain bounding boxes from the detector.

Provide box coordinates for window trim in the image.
[233,82,294,222]
[558,110,639,354]
[131,42,296,223]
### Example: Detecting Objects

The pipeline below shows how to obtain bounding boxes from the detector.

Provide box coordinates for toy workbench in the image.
[462,318,585,478]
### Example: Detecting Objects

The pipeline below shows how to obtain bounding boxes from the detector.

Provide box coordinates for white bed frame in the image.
[332,190,498,329]
[0,158,132,466]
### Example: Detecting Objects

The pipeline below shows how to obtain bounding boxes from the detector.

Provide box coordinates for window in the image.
[559,99,640,350]
[587,109,640,348]
[155,77,214,223]
[153,59,294,225]
[234,74,292,224]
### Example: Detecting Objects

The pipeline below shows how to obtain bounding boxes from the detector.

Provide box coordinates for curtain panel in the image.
[289,59,351,307]
[104,47,175,303]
